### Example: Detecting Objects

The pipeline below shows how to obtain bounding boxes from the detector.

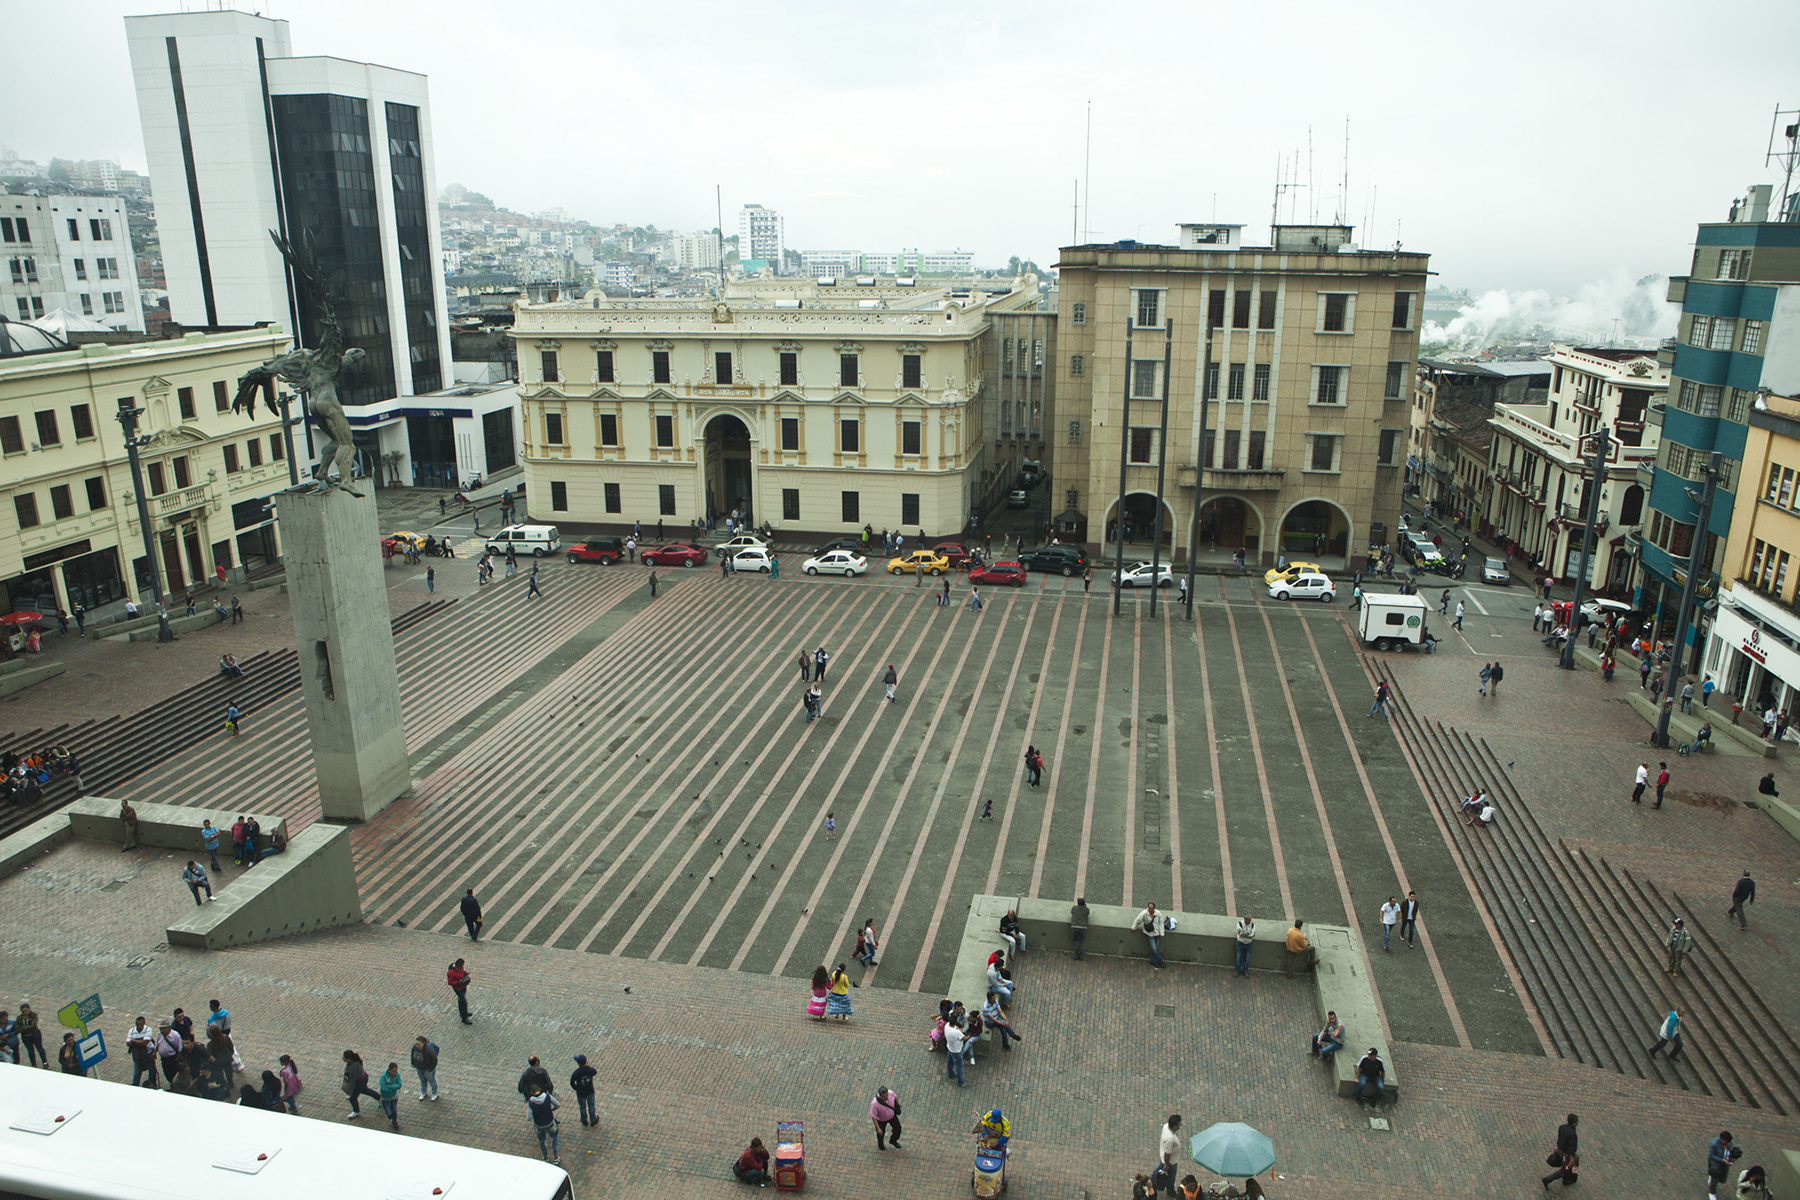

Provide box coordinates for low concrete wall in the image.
[65,797,285,857]
[1771,1147,1800,1200]
[0,810,76,877]
[0,661,65,697]
[1621,689,1776,757]
[953,895,1394,1100]
[121,610,231,642]
[167,824,362,949]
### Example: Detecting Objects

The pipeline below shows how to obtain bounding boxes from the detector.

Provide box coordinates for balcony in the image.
[153,485,210,518]
[1636,461,1658,489]
[1177,466,1286,490]
[1557,503,1610,533]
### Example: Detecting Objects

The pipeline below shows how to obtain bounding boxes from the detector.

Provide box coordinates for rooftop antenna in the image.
[1339,115,1350,226]
[1072,178,1079,246]
[714,184,725,297]
[1307,126,1315,223]
[1082,100,1092,243]
[1769,103,1800,219]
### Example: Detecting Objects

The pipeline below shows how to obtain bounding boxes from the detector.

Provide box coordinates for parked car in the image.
[1580,597,1635,626]
[1114,561,1175,588]
[1482,556,1511,585]
[1006,490,1031,509]
[567,536,627,565]
[1018,545,1088,576]
[732,548,774,573]
[1264,561,1322,586]
[1269,571,1336,602]
[969,560,1027,587]
[715,534,768,554]
[641,541,708,567]
[1019,460,1046,489]
[1402,536,1446,570]
[803,551,868,577]
[813,537,864,557]
[484,524,560,557]
[887,550,950,576]
[932,542,972,568]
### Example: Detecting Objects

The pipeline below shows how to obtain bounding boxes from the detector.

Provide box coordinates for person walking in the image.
[1478,662,1492,696]
[1489,660,1504,696]
[1728,870,1756,929]
[1378,896,1401,950]
[447,958,472,1023]
[1071,897,1089,962]
[1632,762,1649,804]
[1133,902,1169,969]
[201,820,223,873]
[856,919,880,966]
[1640,654,1652,689]
[1369,679,1390,719]
[411,1036,439,1100]
[1024,745,1044,787]
[278,1055,302,1113]
[460,888,483,941]
[883,663,897,703]
[1681,680,1696,712]
[1399,890,1420,947]
[647,569,658,598]
[525,567,542,599]
[377,1062,403,1130]
[1541,1114,1580,1189]
[1533,602,1544,632]
[181,860,214,905]
[1177,576,1188,606]
[824,810,836,840]
[1702,674,1716,708]
[1440,588,1451,615]
[870,1086,902,1150]
[797,649,812,682]
[570,1055,598,1127]
[814,647,830,683]
[1648,1007,1683,1061]
[1664,917,1695,976]
[341,1050,380,1119]
[1453,599,1465,630]
[73,603,85,637]
[1083,566,1092,593]
[1655,761,1671,808]
[426,565,435,593]
[1234,915,1255,976]
[120,800,139,851]
[1709,1131,1742,1200]
[1155,1114,1184,1196]
[526,1084,562,1164]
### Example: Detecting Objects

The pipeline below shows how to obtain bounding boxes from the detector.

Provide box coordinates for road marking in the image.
[1222,602,1295,920]
[1031,600,1095,898]
[1464,590,1490,617]
[1195,609,1233,915]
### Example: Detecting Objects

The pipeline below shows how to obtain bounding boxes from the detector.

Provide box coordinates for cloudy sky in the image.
[7,0,1798,296]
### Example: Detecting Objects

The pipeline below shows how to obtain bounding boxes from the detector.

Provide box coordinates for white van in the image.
[485,524,560,557]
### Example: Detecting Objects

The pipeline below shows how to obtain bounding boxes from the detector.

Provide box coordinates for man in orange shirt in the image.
[1285,920,1317,977]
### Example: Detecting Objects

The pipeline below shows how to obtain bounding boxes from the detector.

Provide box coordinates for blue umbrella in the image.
[1188,1122,1275,1177]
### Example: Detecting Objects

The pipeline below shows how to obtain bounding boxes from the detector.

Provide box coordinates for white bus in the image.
[0,1067,573,1200]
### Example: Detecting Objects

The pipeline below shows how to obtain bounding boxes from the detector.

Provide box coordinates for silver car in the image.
[1482,556,1510,585]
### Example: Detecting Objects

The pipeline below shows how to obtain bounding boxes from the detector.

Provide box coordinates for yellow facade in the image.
[1724,392,1800,606]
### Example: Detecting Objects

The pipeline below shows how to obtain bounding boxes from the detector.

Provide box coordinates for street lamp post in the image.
[115,398,173,643]
[1559,427,1609,670]
[1652,452,1721,747]
[1184,326,1213,621]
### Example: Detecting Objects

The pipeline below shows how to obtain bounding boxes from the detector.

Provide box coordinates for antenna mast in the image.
[715,185,726,296]
[1083,100,1093,242]
[1770,103,1800,221]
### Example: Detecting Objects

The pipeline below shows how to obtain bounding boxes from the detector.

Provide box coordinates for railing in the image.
[154,485,210,516]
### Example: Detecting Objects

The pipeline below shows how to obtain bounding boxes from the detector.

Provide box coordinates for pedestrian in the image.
[1532,602,1544,632]
[1681,680,1696,712]
[1399,890,1419,947]
[859,919,880,966]
[1234,914,1254,976]
[16,1002,44,1069]
[570,1054,598,1127]
[231,593,243,624]
[119,800,138,851]
[201,820,223,872]
[804,683,822,722]
[1024,744,1041,787]
[980,796,993,821]
[181,860,213,904]
[1478,662,1492,696]
[1177,576,1188,606]
[870,1085,902,1150]
[59,1031,82,1074]
[1440,588,1451,615]
[526,1084,562,1164]
[1070,896,1089,961]
[1541,1114,1580,1189]
[824,810,836,840]
[1155,1114,1184,1196]
[1453,599,1465,629]
[526,568,542,599]
[1369,679,1390,719]
[231,815,247,865]
[279,1054,302,1112]
[426,565,435,593]
[439,496,446,517]
[1702,674,1715,708]
[1728,870,1756,929]
[1379,896,1400,950]
[1632,762,1648,804]
[1133,901,1168,969]
[1709,1131,1742,1200]
[815,647,830,683]
[626,536,636,563]
[1351,584,1363,610]
[944,1019,966,1086]
[411,1036,439,1100]
[1489,660,1503,696]
[797,649,812,682]
[153,1021,182,1086]
[968,585,982,611]
[1655,761,1671,808]
[883,663,897,702]
[1664,917,1694,976]
[1648,1007,1683,1061]
[73,603,85,636]
[647,569,658,598]
[447,958,472,1023]
[378,1062,403,1130]
[341,1050,380,1119]
[460,888,483,941]
[1640,655,1652,688]
[127,1015,159,1088]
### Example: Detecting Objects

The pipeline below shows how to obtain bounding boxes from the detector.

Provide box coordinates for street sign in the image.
[58,993,102,1036]
[77,1030,106,1071]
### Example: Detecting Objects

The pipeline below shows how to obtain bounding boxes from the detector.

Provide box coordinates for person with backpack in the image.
[526,1083,562,1164]
[411,1036,440,1100]
[570,1054,598,1127]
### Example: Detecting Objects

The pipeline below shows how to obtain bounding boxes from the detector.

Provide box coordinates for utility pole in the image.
[1652,452,1721,747]
[263,377,302,488]
[1184,325,1213,621]
[1112,319,1135,617]
[1559,427,1609,670]
[116,398,173,642]
[1147,317,1173,618]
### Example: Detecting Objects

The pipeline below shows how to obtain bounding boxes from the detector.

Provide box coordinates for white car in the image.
[1580,597,1633,624]
[1114,561,1175,588]
[715,534,768,554]
[1269,571,1335,602]
[803,551,868,577]
[731,548,774,573]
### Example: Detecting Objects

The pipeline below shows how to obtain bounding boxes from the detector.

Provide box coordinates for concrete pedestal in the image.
[277,487,409,822]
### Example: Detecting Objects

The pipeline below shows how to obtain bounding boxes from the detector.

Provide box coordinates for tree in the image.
[1008,255,1021,275]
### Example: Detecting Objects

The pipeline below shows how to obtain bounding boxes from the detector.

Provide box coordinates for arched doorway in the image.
[1198,496,1262,557]
[703,413,754,523]
[1101,492,1176,548]
[1279,499,1352,563]
[1619,483,1644,526]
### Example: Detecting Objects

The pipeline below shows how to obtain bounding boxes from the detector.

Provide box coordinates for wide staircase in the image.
[1376,661,1800,1114]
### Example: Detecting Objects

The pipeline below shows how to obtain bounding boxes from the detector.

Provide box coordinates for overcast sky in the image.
[6,0,1798,296]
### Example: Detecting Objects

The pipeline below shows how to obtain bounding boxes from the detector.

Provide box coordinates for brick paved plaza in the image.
[5,526,1800,1197]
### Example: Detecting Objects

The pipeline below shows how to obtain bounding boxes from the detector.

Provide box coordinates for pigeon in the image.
[623,986,631,994]
[1507,761,1515,768]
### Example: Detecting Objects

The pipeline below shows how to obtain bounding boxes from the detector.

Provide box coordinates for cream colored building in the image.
[1055,224,1428,566]
[507,278,1040,536]
[0,322,294,616]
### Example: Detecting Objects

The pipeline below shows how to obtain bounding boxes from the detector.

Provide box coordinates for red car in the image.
[641,541,708,567]
[933,541,971,568]
[969,560,1027,587]
[566,537,626,565]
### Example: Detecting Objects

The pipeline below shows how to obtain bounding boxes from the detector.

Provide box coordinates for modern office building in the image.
[1054,223,1429,566]
[1,189,145,332]
[124,10,478,486]
[737,204,785,270]
[1635,183,1800,662]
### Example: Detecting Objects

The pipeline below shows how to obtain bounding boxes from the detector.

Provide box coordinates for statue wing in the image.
[232,362,279,418]
[268,228,346,361]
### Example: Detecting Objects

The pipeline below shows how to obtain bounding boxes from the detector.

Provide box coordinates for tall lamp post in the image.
[1559,427,1609,670]
[1652,452,1721,747]
[115,398,173,643]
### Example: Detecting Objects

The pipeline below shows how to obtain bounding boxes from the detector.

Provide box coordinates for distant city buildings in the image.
[738,204,785,269]
[1,189,145,333]
[799,248,976,278]
[661,231,720,272]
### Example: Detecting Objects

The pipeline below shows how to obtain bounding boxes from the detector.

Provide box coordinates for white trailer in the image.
[1358,592,1431,651]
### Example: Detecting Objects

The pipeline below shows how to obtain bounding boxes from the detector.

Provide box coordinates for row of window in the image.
[1662,442,1737,491]
[1072,290,1416,333]
[1120,428,1401,471]
[1763,463,1800,512]
[14,475,108,530]
[0,217,30,243]
[545,479,922,528]
[541,410,922,456]
[0,404,97,453]
[1124,359,1410,404]
[1671,381,1754,423]
[1647,510,1700,559]
[543,348,920,391]
[1749,538,1791,596]
[11,291,127,322]
[0,218,113,246]
[1687,315,1765,355]
[72,257,122,281]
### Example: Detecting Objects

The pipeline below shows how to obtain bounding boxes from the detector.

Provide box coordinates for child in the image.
[825,811,837,841]
[980,796,993,821]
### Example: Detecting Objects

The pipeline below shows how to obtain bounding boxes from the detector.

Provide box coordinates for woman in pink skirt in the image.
[806,965,830,1020]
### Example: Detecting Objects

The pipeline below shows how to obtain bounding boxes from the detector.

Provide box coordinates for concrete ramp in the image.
[167,824,362,949]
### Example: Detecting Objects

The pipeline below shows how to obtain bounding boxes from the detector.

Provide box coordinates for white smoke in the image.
[1421,271,1679,351]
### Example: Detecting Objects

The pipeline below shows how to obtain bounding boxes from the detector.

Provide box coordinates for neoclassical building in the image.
[508,278,1042,537]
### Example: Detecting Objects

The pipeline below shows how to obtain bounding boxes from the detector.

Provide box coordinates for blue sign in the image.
[77,1029,106,1071]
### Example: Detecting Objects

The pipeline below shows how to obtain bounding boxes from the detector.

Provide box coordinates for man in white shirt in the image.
[943,1021,966,1087]
[1379,897,1401,951]
[1155,1114,1184,1196]
[126,1015,157,1088]
[1135,902,1169,970]
[1234,916,1255,976]
[1632,762,1649,805]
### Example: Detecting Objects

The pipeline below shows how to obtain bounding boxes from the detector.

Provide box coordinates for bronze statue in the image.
[233,231,365,496]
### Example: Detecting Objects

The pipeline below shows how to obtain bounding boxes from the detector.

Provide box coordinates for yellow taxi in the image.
[1263,560,1321,586]
[887,549,950,577]
[382,530,426,553]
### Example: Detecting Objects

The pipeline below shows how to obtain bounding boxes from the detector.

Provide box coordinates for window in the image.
[652,350,671,383]
[902,420,921,455]
[14,299,27,320]
[1718,249,1749,280]
[841,491,860,523]
[1207,289,1225,329]
[839,354,859,387]
[550,481,567,511]
[1252,363,1271,401]
[1694,385,1722,418]
[49,484,73,520]
[147,462,166,496]
[902,354,922,389]
[1068,420,1084,444]
[103,292,122,314]
[212,381,230,413]
[840,420,860,453]
[72,258,86,281]
[1764,464,1782,502]
[89,218,112,241]
[715,351,732,384]
[14,494,38,529]
[178,387,196,420]
[544,412,564,445]
[781,489,799,521]
[595,350,615,382]
[1392,292,1414,330]
[901,493,920,525]
[1385,361,1406,400]
[1136,290,1162,328]
[1129,427,1155,463]
[1233,289,1252,329]
[84,476,107,510]
[11,218,26,241]
[1665,442,1692,480]
[1227,363,1246,400]
[69,403,92,440]
[1258,290,1277,330]
[599,413,619,446]
[1131,360,1158,398]
[1378,429,1399,465]
[1070,354,1084,376]
[659,484,676,515]
[173,456,191,488]
[222,444,240,474]
[98,258,118,280]
[34,410,59,446]
[0,218,13,241]
[1247,430,1266,470]
[1204,363,1220,399]
[1311,365,1345,405]
[540,350,559,383]
[775,351,798,386]
[1222,429,1241,469]
[1308,434,1341,472]
[654,414,674,447]
[604,482,622,513]
[779,417,799,451]
[0,415,20,454]
[247,438,263,467]
[79,294,92,315]
[1319,293,1351,333]
[1727,388,1752,423]
[1708,319,1735,351]
[1688,315,1712,346]
[66,218,79,241]
[1743,321,1765,354]
[1071,301,1086,325]
[270,434,284,461]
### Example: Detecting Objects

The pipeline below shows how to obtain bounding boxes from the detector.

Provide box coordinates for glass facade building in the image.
[386,101,441,395]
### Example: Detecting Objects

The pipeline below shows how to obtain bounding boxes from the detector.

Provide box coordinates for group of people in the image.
[927,920,1025,1088]
[177,813,287,904]
[1,743,80,803]
[103,1000,280,1111]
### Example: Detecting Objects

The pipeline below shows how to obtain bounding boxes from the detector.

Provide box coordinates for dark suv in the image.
[567,536,627,565]
[1018,545,1088,576]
